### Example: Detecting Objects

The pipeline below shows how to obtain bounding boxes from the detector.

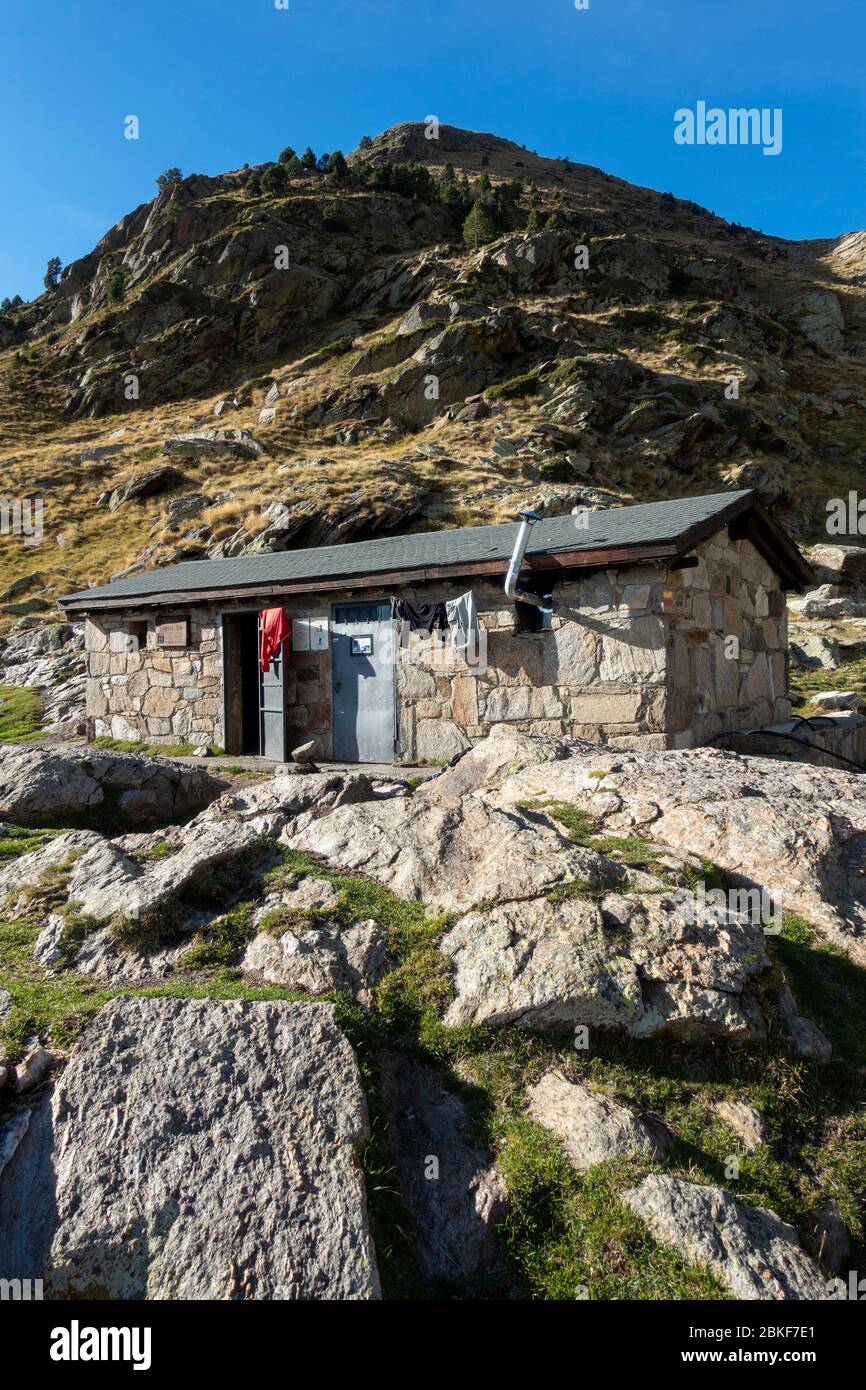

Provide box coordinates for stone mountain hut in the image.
[60,489,812,763]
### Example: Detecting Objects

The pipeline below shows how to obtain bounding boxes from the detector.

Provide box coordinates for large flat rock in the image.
[623,1175,828,1301]
[441,891,770,1040]
[0,997,380,1299]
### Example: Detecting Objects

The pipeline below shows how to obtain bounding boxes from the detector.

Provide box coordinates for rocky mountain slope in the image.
[2,121,866,626]
[0,730,862,1298]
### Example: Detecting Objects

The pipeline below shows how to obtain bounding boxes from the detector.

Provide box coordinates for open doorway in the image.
[223,610,286,757]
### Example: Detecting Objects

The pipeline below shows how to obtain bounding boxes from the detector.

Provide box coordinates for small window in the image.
[126,620,148,653]
[515,600,552,633]
[335,603,389,624]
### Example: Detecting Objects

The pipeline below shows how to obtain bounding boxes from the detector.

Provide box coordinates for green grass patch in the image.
[485,371,541,402]
[520,799,667,871]
[92,736,221,757]
[0,825,62,860]
[0,684,45,742]
[319,334,356,358]
[789,655,866,715]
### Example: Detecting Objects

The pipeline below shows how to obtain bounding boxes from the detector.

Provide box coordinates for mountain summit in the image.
[0,120,864,600]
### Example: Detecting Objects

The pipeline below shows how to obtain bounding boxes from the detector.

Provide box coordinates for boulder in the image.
[378,1053,507,1284]
[808,544,866,585]
[107,466,183,512]
[162,428,263,461]
[772,984,833,1061]
[809,690,866,712]
[441,891,771,1040]
[810,1198,851,1276]
[242,916,387,1006]
[623,1175,828,1300]
[0,997,380,1299]
[788,632,840,671]
[791,585,866,619]
[0,746,101,822]
[526,1071,673,1171]
[795,289,844,353]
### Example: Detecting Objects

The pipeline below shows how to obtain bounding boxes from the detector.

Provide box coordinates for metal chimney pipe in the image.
[504,509,546,608]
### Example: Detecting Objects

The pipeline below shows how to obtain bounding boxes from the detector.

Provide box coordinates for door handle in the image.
[334,682,341,691]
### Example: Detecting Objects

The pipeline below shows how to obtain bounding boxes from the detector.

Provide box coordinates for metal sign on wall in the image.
[155,617,190,648]
[292,616,329,652]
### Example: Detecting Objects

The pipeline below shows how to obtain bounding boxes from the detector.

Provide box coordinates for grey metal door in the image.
[332,602,395,763]
[258,615,286,761]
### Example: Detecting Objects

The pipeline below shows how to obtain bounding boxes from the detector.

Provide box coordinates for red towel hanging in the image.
[260,607,291,672]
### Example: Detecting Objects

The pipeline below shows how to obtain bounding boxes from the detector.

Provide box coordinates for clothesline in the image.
[393,591,479,652]
[257,589,481,667]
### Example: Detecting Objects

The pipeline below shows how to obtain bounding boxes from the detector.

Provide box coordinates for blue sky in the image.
[1,0,864,300]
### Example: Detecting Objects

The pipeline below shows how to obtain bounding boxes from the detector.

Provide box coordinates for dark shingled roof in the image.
[60,489,809,608]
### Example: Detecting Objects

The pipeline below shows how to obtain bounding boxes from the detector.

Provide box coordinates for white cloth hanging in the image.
[445,590,479,654]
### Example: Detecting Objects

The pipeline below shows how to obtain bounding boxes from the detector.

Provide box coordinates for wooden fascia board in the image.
[61,540,683,615]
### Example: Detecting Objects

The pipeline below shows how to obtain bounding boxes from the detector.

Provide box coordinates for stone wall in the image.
[393,569,669,761]
[85,610,223,748]
[664,528,790,748]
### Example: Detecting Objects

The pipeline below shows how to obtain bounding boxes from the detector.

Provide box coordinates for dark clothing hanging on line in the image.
[393,599,447,634]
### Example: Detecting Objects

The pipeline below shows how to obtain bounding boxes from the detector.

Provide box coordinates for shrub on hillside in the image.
[156,167,182,191]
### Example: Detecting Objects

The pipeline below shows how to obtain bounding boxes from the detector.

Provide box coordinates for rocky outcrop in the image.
[795,289,845,354]
[0,772,379,974]
[0,997,380,1299]
[0,623,85,738]
[623,1175,828,1300]
[0,745,222,826]
[485,730,866,964]
[526,1071,673,1170]
[162,429,263,461]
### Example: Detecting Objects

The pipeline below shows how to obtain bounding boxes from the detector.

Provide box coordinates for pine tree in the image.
[278,146,297,164]
[462,202,496,250]
[245,172,262,199]
[300,146,318,170]
[328,150,349,180]
[43,257,62,290]
[106,270,126,305]
[261,163,288,195]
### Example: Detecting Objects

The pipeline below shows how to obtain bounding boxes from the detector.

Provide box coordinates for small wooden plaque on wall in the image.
[156,617,190,648]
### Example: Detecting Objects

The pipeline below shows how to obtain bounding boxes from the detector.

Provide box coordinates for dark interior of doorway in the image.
[224,611,262,755]
[239,613,259,753]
